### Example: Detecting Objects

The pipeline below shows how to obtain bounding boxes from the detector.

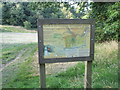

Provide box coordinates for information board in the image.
[38,19,94,63]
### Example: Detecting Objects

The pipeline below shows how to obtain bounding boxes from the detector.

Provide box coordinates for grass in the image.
[46,41,118,88]
[46,63,85,88]
[1,43,34,64]
[2,43,38,88]
[0,25,36,33]
[2,41,118,88]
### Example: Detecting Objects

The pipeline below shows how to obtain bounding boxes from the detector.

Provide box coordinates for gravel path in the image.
[0,32,37,44]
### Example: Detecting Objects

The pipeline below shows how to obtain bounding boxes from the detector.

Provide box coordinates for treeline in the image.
[2,2,88,28]
[2,2,119,42]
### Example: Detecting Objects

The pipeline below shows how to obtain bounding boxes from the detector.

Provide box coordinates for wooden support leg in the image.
[40,64,46,88]
[84,61,92,89]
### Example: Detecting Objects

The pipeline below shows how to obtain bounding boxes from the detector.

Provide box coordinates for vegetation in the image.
[1,43,34,64]
[23,21,31,29]
[2,41,118,88]
[90,2,120,42]
[0,25,36,33]
[2,43,38,88]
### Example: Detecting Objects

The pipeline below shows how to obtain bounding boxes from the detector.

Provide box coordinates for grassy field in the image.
[2,41,118,88]
[0,25,36,33]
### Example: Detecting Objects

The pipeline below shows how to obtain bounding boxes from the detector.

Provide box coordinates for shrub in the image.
[23,21,31,29]
[90,2,119,42]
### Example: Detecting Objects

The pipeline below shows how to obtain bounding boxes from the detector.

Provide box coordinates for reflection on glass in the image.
[43,24,90,58]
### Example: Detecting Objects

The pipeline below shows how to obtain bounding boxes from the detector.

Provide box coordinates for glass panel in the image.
[43,24,90,58]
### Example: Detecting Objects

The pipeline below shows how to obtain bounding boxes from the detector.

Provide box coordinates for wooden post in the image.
[84,61,92,89]
[40,64,46,88]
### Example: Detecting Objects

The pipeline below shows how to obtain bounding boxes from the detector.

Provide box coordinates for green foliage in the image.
[1,2,62,27]
[23,21,31,29]
[90,2,120,42]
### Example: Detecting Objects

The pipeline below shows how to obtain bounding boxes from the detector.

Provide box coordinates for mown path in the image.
[0,48,27,71]
[0,32,37,44]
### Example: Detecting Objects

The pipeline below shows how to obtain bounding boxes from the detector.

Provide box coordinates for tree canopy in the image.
[90,2,119,42]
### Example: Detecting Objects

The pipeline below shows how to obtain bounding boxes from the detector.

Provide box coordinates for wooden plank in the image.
[90,24,95,60]
[40,64,46,88]
[84,61,92,89]
[38,19,95,24]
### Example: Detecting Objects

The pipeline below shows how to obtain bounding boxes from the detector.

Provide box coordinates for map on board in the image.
[43,24,90,58]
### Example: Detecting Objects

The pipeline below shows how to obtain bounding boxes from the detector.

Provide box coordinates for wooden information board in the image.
[37,19,95,88]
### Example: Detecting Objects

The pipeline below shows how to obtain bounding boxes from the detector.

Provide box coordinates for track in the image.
[0,32,37,44]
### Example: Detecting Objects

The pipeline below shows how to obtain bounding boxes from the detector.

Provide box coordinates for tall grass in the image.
[92,41,118,88]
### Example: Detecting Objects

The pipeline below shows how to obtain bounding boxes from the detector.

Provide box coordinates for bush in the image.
[90,2,119,42]
[23,21,31,29]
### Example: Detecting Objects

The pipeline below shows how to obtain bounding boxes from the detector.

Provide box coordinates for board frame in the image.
[37,19,95,64]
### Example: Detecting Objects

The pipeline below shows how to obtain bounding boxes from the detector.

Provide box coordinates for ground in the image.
[1,32,37,44]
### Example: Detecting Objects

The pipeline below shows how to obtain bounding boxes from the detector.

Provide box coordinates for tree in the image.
[90,2,120,42]
[2,2,12,25]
